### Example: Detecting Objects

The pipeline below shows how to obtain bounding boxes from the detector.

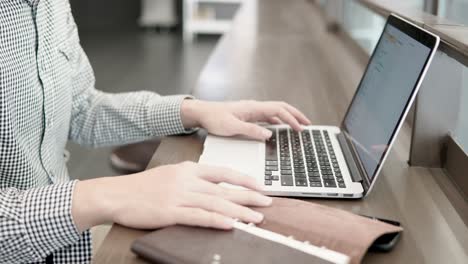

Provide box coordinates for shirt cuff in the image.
[22,181,81,260]
[150,95,198,136]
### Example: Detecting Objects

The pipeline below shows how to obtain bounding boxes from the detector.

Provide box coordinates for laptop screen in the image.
[342,20,433,183]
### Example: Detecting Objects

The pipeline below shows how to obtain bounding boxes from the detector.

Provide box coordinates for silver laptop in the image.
[199,14,439,198]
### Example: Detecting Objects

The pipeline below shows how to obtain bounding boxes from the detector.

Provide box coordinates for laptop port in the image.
[301,193,321,196]
[327,193,339,197]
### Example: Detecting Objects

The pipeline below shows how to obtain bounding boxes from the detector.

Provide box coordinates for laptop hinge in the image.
[337,133,363,183]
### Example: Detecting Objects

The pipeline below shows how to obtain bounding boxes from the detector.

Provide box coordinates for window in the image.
[341,0,425,54]
[342,1,385,54]
[454,67,468,150]
[438,0,468,151]
[438,0,468,25]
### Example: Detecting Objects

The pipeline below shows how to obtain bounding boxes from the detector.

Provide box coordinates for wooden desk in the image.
[94,1,468,263]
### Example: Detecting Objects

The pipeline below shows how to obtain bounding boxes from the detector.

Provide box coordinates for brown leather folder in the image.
[132,225,336,264]
[132,198,403,264]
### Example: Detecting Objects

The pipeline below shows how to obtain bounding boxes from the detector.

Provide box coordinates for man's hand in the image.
[181,100,311,140]
[72,162,272,232]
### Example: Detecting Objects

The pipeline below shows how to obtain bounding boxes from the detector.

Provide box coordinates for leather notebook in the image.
[132,198,403,264]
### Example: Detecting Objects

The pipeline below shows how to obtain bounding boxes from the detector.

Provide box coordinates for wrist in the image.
[72,177,116,232]
[180,99,203,129]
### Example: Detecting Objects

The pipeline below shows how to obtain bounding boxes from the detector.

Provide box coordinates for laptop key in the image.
[265,171,272,176]
[324,180,337,188]
[281,170,292,175]
[265,139,278,161]
[309,182,323,187]
[265,180,272,186]
[295,173,307,179]
[266,161,278,166]
[295,179,307,187]
[281,176,294,186]
[308,177,321,182]
[309,171,320,177]
[265,175,272,180]
[272,175,279,181]
[266,166,278,171]
[266,155,278,162]
[338,182,346,188]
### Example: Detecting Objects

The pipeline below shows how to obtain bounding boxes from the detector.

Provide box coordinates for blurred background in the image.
[66,0,468,181]
[66,0,243,181]
[319,0,468,156]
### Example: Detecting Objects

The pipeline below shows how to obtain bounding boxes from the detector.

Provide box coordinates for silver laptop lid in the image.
[340,14,439,194]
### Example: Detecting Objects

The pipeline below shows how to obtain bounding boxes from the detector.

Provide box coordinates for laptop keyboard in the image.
[265,128,346,188]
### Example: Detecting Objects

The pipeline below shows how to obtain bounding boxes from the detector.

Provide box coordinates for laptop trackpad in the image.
[199,135,263,180]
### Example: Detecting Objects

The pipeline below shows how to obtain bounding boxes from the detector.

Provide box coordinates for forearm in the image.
[70,90,193,147]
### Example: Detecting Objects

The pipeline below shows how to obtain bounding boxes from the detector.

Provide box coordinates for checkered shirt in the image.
[0,0,190,263]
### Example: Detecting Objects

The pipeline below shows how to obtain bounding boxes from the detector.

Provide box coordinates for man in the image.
[0,0,311,263]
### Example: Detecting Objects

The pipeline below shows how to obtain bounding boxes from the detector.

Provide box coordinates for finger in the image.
[194,180,272,207]
[243,102,303,131]
[268,117,283,124]
[195,163,262,191]
[282,103,311,125]
[182,192,264,224]
[274,107,303,131]
[232,119,272,140]
[174,207,234,230]
[252,103,302,131]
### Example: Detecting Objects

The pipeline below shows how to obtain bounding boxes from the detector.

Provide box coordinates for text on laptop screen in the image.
[343,24,431,181]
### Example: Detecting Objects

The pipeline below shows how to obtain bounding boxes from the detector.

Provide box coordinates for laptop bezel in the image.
[339,14,440,194]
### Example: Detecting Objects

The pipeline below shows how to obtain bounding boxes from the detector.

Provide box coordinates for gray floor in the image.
[67,30,218,180]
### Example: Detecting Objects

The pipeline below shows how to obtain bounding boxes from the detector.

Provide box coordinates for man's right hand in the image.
[72,161,272,232]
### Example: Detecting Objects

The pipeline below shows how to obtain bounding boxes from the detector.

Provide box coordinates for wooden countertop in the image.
[94,1,468,263]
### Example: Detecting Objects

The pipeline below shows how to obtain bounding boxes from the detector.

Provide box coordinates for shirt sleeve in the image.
[68,44,194,147]
[0,181,81,263]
